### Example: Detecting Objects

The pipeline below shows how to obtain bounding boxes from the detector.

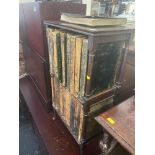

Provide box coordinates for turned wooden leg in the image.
[99,132,117,155]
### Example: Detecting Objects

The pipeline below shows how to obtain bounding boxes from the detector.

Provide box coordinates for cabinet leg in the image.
[52,106,56,120]
[99,132,117,155]
[80,143,84,155]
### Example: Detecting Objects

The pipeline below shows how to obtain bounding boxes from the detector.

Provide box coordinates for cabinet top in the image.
[44,20,134,37]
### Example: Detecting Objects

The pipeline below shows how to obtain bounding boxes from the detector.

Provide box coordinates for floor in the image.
[19,43,26,77]
[19,97,48,155]
[19,76,131,155]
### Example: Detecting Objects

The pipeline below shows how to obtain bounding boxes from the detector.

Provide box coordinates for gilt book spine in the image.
[56,30,62,83]
[63,87,69,124]
[55,77,60,110]
[70,98,75,132]
[70,36,76,94]
[51,76,56,107]
[47,28,54,75]
[78,105,84,142]
[74,37,83,95]
[74,98,79,136]
[65,90,71,126]
[59,85,63,115]
[53,30,62,82]
[62,87,66,118]
[53,31,58,79]
[66,34,71,91]
[60,31,67,87]
[76,104,81,138]
[46,28,51,70]
[79,38,88,97]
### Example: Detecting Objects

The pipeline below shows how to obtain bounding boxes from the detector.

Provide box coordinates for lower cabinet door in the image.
[23,44,51,109]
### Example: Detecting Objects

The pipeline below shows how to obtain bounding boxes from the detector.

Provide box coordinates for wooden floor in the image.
[19,76,101,155]
[20,76,131,155]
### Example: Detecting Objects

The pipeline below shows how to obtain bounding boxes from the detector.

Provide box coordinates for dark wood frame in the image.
[44,21,134,154]
[44,21,134,97]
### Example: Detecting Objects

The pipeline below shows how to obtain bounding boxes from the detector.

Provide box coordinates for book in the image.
[53,30,62,82]
[70,35,76,95]
[62,87,66,118]
[60,31,67,87]
[74,98,80,137]
[53,77,60,110]
[78,105,84,142]
[61,13,127,27]
[59,85,63,115]
[74,37,83,95]
[79,38,88,97]
[66,33,71,91]
[70,98,75,132]
[46,28,55,75]
[65,90,71,126]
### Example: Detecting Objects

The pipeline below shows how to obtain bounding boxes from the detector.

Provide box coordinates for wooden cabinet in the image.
[45,21,134,99]
[45,21,134,153]
[23,45,51,109]
[19,1,86,111]
[114,45,135,104]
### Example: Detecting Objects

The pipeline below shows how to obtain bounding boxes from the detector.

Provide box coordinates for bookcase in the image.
[44,21,134,154]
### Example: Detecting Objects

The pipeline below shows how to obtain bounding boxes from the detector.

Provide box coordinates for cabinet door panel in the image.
[115,50,135,103]
[90,41,125,96]
[23,45,50,104]
[23,3,45,58]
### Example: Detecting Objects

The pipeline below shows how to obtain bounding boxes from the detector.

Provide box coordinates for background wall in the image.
[19,0,35,3]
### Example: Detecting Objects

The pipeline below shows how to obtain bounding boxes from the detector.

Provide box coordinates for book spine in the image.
[60,32,67,87]
[59,85,63,115]
[64,88,68,124]
[62,87,66,118]
[70,97,75,132]
[65,90,71,126]
[76,103,81,137]
[47,28,53,75]
[74,98,79,137]
[74,37,83,95]
[79,38,88,97]
[53,31,59,79]
[52,76,58,109]
[78,106,84,142]
[56,31,62,83]
[70,36,76,94]
[66,34,71,91]
[51,76,56,108]
[50,29,55,75]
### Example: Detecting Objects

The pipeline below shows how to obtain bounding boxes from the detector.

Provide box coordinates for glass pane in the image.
[90,41,124,95]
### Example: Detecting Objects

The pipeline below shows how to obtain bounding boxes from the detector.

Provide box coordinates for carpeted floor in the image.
[19,98,48,155]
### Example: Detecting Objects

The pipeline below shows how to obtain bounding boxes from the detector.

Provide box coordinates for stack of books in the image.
[60,13,127,27]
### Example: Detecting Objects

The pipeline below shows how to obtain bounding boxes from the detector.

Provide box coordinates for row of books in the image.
[51,76,114,142]
[51,76,84,142]
[47,27,117,142]
[47,28,88,97]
